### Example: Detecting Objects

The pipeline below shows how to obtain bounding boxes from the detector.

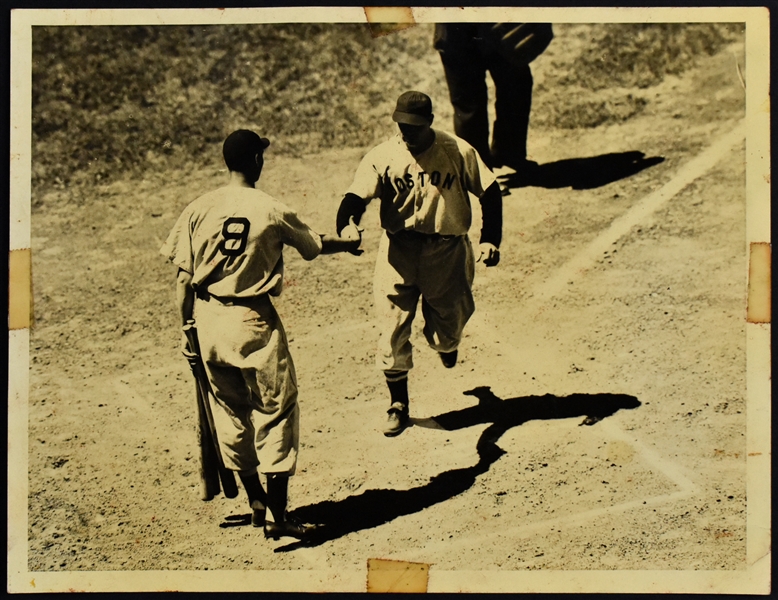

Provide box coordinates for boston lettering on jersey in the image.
[386,170,459,193]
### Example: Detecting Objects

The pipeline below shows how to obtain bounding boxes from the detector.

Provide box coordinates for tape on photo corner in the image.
[366,558,429,593]
[9,248,32,330]
[747,242,771,324]
[364,7,416,38]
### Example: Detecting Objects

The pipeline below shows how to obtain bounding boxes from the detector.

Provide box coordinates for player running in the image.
[161,130,361,540]
[336,91,502,437]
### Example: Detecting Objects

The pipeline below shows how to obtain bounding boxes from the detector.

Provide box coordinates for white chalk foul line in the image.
[387,421,700,563]
[530,121,746,306]
[393,490,695,564]
[598,419,697,494]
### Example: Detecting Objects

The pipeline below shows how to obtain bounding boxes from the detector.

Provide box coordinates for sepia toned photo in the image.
[8,6,770,593]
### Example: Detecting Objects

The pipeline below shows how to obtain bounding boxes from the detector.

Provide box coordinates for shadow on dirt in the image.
[272,386,640,551]
[499,151,665,191]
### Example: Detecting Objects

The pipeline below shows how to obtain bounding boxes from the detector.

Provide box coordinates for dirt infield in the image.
[18,18,767,593]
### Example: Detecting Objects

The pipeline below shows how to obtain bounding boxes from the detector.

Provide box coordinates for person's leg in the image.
[374,233,422,374]
[488,56,534,169]
[383,370,410,436]
[237,468,268,526]
[374,233,422,435]
[236,297,311,539]
[263,473,314,540]
[195,300,260,473]
[240,298,300,476]
[419,236,476,367]
[439,49,492,167]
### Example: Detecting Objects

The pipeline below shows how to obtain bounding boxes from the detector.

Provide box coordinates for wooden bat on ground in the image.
[182,322,239,501]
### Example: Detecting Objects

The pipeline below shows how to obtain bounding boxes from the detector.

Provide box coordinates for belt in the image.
[388,229,460,242]
[195,290,268,306]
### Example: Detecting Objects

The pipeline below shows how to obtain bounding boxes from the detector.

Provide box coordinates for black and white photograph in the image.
[8,6,771,593]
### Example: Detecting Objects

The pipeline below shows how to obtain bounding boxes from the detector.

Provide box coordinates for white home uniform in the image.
[345,129,495,373]
[160,187,322,474]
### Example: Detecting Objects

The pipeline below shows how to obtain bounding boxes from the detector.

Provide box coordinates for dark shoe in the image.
[384,402,409,437]
[439,349,458,368]
[263,514,316,540]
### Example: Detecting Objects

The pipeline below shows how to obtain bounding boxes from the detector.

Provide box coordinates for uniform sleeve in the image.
[276,208,324,261]
[159,205,194,274]
[461,141,496,197]
[345,148,383,201]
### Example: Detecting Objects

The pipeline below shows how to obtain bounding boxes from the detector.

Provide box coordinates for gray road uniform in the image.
[343,130,497,375]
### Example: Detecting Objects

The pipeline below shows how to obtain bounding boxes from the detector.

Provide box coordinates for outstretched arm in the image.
[320,217,363,255]
[477,181,503,267]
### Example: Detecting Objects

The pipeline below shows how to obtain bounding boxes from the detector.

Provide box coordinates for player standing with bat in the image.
[161,129,362,541]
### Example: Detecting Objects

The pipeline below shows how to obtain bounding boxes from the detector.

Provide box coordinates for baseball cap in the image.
[392,91,433,126]
[223,129,270,170]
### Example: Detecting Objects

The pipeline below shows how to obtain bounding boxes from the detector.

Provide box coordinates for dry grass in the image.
[31,23,742,193]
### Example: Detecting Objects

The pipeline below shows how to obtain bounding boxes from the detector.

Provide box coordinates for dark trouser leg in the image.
[488,57,533,167]
[438,50,492,167]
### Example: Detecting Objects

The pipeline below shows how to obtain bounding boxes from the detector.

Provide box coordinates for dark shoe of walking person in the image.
[439,349,458,368]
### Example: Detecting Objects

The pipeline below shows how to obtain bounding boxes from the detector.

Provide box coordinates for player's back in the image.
[183,186,319,299]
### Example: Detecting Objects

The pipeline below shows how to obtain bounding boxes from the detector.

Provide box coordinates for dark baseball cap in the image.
[223,129,270,169]
[392,91,433,126]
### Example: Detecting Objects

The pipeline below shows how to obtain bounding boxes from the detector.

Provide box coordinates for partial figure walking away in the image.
[434,23,553,183]
[336,91,502,437]
[161,130,361,541]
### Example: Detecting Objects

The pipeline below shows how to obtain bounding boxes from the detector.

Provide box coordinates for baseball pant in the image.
[194,294,299,475]
[439,46,534,168]
[374,230,476,373]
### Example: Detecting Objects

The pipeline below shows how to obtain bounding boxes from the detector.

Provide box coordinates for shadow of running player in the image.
[500,151,664,191]
[265,386,639,551]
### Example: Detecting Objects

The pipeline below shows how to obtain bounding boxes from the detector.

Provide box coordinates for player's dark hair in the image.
[223,130,270,173]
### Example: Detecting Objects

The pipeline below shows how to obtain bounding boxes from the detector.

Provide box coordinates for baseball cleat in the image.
[439,349,458,368]
[384,402,410,437]
[263,515,316,540]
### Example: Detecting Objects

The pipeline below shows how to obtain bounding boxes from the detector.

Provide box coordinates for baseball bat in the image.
[191,359,222,501]
[183,322,240,500]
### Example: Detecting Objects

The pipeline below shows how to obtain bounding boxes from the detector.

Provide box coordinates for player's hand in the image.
[341,216,364,256]
[181,331,198,361]
[477,242,500,267]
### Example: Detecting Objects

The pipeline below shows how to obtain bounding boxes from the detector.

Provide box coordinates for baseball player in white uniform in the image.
[337,91,502,436]
[161,130,361,540]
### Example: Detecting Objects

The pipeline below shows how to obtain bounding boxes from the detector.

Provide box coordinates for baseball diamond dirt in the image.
[12,13,770,594]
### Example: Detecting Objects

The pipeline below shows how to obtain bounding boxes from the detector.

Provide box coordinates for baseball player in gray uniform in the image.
[161,130,361,540]
[337,91,502,437]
